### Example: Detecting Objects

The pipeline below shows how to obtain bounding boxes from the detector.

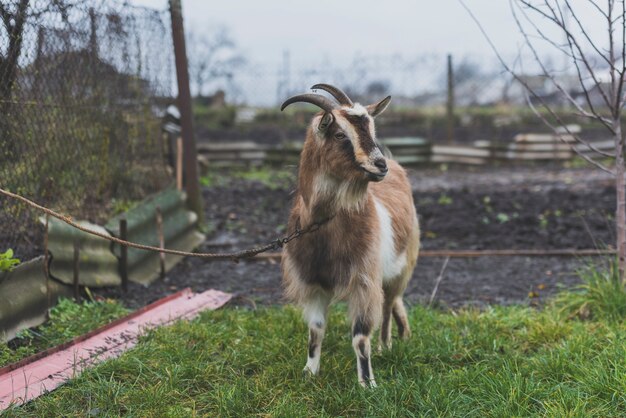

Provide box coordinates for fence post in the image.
[156,206,166,279]
[73,240,80,301]
[120,219,128,293]
[176,136,183,191]
[169,0,204,224]
[446,54,455,144]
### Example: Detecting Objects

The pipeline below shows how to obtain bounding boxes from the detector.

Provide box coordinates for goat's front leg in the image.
[349,286,383,388]
[302,293,330,376]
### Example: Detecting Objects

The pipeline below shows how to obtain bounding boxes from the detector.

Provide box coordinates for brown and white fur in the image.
[281,84,420,388]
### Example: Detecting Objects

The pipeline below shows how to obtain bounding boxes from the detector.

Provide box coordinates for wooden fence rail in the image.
[196,133,613,167]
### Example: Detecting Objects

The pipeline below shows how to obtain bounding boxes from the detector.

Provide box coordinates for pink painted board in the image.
[0,288,232,411]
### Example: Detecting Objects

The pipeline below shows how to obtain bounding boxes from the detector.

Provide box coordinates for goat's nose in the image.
[374,158,388,173]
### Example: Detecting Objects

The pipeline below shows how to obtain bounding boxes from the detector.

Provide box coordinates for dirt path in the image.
[99,164,613,309]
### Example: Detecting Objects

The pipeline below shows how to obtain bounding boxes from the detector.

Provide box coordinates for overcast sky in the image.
[127,0,610,104]
[130,0,606,66]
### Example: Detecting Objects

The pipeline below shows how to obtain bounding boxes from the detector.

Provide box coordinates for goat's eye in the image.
[334,132,346,140]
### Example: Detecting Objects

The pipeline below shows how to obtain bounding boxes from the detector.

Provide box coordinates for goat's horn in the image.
[280,93,337,113]
[310,83,353,106]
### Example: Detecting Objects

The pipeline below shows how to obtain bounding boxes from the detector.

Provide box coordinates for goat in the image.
[280,84,420,387]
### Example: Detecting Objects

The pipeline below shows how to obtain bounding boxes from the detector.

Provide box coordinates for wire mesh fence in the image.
[0,0,175,260]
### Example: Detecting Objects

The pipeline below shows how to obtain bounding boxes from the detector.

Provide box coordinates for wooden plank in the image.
[393,155,431,164]
[573,139,614,153]
[432,145,491,158]
[509,143,573,152]
[388,149,432,156]
[203,151,267,161]
[197,141,266,152]
[488,150,572,160]
[514,133,575,143]
[430,154,488,165]
[380,137,429,147]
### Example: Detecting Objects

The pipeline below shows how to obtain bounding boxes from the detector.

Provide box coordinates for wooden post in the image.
[446,54,455,144]
[176,136,183,191]
[156,206,166,279]
[43,215,50,317]
[73,240,80,301]
[169,0,204,222]
[120,219,128,293]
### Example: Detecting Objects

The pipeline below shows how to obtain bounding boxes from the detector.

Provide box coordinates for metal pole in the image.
[446,54,455,144]
[43,215,50,317]
[169,0,204,223]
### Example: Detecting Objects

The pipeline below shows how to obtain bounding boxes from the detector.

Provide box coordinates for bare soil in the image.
[97,164,615,310]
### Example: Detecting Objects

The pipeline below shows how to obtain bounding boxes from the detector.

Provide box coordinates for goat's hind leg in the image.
[392,298,411,340]
[302,292,330,376]
[379,296,394,351]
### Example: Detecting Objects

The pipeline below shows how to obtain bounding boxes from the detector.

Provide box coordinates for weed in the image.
[538,213,549,229]
[496,213,510,224]
[0,248,19,272]
[200,167,295,191]
[110,199,139,216]
[553,261,626,322]
[233,167,295,190]
[438,193,453,205]
[483,195,493,213]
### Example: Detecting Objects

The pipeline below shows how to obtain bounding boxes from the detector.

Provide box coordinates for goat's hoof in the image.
[302,366,319,377]
[359,378,378,388]
[399,329,412,341]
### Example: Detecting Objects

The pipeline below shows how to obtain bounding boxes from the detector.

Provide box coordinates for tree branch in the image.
[525,92,615,173]
[561,0,613,68]
[511,0,614,131]
[519,0,614,108]
[459,0,616,170]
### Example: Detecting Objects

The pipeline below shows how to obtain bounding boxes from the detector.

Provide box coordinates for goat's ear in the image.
[366,96,391,117]
[318,112,334,132]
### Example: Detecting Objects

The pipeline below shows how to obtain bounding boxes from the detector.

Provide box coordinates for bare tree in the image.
[186,27,246,98]
[462,0,626,281]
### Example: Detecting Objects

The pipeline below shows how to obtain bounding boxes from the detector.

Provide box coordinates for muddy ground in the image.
[98,164,616,310]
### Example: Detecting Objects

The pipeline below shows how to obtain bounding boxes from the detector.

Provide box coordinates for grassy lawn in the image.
[5,289,626,417]
[0,298,129,368]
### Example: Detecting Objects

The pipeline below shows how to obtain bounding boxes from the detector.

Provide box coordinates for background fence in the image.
[0,0,175,260]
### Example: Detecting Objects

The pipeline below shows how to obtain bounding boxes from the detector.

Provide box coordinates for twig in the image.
[429,256,450,307]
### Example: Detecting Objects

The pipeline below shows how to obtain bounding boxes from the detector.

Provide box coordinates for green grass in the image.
[200,166,296,190]
[6,299,626,417]
[0,298,129,368]
[554,262,626,322]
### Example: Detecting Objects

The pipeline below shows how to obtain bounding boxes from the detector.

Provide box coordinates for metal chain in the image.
[0,186,330,263]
